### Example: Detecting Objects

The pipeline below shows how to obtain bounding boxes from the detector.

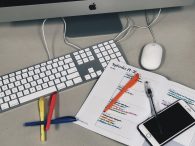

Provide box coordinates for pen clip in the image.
[144,81,153,97]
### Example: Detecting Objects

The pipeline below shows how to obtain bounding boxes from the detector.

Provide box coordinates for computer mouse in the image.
[140,43,163,70]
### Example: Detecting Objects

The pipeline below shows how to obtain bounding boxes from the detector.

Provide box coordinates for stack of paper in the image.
[76,60,195,146]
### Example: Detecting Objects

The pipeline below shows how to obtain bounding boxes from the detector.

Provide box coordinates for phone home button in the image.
[146,133,151,138]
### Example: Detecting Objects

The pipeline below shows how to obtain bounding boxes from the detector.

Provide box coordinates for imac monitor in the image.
[0,0,194,22]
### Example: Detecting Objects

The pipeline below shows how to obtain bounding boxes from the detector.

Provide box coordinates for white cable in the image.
[134,9,161,29]
[114,9,161,43]
[115,26,135,43]
[145,10,157,43]
[41,19,52,60]
[61,18,81,50]
[114,16,134,42]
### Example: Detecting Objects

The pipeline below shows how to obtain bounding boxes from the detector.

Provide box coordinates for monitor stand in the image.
[65,14,122,37]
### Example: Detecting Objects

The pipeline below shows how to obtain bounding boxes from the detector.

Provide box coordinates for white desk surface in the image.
[0,4,195,146]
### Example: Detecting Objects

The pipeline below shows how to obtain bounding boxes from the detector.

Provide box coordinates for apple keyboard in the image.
[0,40,127,113]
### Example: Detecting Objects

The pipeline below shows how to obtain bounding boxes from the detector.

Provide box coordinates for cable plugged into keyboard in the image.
[0,40,127,112]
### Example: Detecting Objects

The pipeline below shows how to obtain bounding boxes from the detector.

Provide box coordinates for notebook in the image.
[76,60,195,146]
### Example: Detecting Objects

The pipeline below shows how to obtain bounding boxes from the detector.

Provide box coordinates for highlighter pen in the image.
[24,116,77,126]
[45,92,57,131]
[39,97,46,142]
[104,73,139,112]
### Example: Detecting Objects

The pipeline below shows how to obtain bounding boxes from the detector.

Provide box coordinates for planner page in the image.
[76,60,168,146]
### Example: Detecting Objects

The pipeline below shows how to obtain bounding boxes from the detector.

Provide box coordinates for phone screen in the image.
[143,103,195,144]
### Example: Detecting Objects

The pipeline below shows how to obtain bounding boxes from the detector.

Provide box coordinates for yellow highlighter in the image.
[39,97,46,142]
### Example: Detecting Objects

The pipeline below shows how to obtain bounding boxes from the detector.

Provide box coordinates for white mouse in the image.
[140,43,163,70]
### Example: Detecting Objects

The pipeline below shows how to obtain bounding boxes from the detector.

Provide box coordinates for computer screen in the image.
[0,0,193,22]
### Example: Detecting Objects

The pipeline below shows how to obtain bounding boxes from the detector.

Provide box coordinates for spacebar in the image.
[19,86,57,103]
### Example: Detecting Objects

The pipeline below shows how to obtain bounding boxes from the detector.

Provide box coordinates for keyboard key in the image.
[63,64,69,70]
[55,73,61,78]
[102,51,108,56]
[113,47,119,52]
[5,90,11,96]
[66,80,73,87]
[17,92,23,98]
[16,75,22,80]
[98,44,103,47]
[86,51,92,56]
[21,79,27,85]
[49,75,55,80]
[96,70,102,76]
[43,77,49,83]
[94,49,100,53]
[85,75,91,80]
[37,79,43,85]
[9,99,19,107]
[9,73,15,77]
[60,77,67,82]
[69,63,75,68]
[23,89,30,95]
[27,76,33,82]
[67,67,77,74]
[42,83,48,89]
[19,86,57,103]
[109,40,114,43]
[29,87,36,93]
[3,79,9,85]
[67,72,79,80]
[100,47,105,52]
[22,72,28,78]
[111,43,117,48]
[8,83,14,89]
[2,75,8,80]
[97,53,102,58]
[73,77,82,84]
[40,72,46,78]
[33,74,39,80]
[1,103,9,110]
[4,96,10,102]
[24,83,31,89]
[10,94,17,100]
[77,60,83,65]
[59,56,65,60]
[48,81,54,87]
[57,66,63,72]
[36,85,42,91]
[90,73,97,78]
[88,68,94,73]
[12,87,18,93]
[75,55,81,60]
[89,56,94,61]
[80,53,86,58]
[83,58,89,63]
[2,85,8,91]
[31,81,37,87]
[105,45,111,50]
[54,79,60,84]
[46,70,52,76]
[56,83,66,90]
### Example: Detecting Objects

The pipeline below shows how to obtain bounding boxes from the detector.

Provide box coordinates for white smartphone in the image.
[138,100,195,146]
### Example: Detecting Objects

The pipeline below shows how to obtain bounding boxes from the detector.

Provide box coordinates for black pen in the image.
[144,81,163,134]
[144,81,158,118]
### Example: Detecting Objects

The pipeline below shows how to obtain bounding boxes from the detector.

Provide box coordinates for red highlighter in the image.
[45,92,58,131]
